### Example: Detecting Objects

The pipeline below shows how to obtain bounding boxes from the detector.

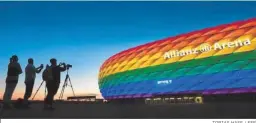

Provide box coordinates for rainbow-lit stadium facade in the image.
[99,18,256,101]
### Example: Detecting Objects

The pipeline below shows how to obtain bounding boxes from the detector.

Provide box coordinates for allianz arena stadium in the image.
[99,18,256,103]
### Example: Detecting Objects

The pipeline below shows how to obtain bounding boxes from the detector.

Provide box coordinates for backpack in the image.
[42,66,53,81]
[7,63,20,76]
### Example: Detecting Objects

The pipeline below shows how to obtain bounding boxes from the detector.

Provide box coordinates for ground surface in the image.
[1,102,256,119]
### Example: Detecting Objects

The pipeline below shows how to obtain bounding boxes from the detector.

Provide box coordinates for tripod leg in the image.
[68,77,75,97]
[59,84,65,100]
[59,75,69,100]
[32,81,44,100]
[45,84,47,99]
[59,86,63,100]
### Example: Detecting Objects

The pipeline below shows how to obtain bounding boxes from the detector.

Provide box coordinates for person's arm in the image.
[17,63,23,74]
[25,65,29,74]
[59,64,67,72]
[35,66,43,73]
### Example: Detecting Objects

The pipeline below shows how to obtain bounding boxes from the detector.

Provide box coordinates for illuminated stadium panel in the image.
[98,18,256,100]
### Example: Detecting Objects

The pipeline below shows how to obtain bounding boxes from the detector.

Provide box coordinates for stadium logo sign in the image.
[157,80,172,85]
[164,39,251,59]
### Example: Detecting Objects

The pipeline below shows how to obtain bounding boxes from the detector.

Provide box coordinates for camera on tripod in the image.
[67,64,72,69]
[59,62,72,69]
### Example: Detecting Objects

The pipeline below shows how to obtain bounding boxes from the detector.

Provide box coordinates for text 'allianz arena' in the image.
[98,18,256,102]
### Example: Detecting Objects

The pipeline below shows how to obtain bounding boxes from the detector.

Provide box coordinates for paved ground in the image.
[1,102,256,119]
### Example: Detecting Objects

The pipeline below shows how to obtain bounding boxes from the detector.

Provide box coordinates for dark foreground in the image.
[1,102,256,119]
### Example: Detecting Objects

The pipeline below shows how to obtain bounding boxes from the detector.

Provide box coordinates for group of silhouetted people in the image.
[2,55,67,110]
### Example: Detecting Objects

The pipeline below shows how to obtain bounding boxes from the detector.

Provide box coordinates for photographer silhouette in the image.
[23,58,44,107]
[3,55,22,109]
[44,58,66,110]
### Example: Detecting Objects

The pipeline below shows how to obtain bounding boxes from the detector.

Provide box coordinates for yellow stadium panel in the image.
[101,73,107,78]
[178,45,198,62]
[118,60,129,67]
[103,70,110,76]
[102,68,108,73]
[235,37,256,53]
[139,59,155,68]
[114,67,124,74]
[104,65,112,73]
[109,68,116,74]
[120,63,134,72]
[112,62,120,69]
[116,65,126,73]
[107,60,116,68]
[128,61,142,71]
[108,68,116,75]
[136,61,147,69]
[148,52,163,60]
[114,64,125,72]
[178,54,198,62]
[239,34,255,42]
[214,37,237,56]
[126,57,139,65]
[164,56,180,64]
[137,54,150,63]
[108,66,117,74]
[108,67,114,74]
[195,43,217,59]
[150,57,166,66]
[112,66,124,74]
[117,64,127,71]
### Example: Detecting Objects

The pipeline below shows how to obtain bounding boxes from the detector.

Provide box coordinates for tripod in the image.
[59,68,75,100]
[32,80,47,100]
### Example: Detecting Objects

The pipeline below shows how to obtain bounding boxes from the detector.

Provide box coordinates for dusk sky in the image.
[0,2,256,100]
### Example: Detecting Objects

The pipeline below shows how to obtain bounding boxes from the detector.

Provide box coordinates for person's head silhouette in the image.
[9,58,13,63]
[50,58,57,66]
[28,58,34,65]
[12,55,18,62]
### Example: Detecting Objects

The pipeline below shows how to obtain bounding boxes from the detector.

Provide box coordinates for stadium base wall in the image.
[106,93,256,104]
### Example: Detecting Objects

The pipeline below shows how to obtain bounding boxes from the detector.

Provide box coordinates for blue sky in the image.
[0,2,255,99]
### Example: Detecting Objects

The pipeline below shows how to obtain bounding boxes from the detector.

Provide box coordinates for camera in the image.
[59,62,65,66]
[67,64,72,68]
[59,62,72,69]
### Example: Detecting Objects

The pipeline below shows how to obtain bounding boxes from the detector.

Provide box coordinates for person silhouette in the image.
[3,55,22,109]
[44,58,66,110]
[23,58,44,107]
